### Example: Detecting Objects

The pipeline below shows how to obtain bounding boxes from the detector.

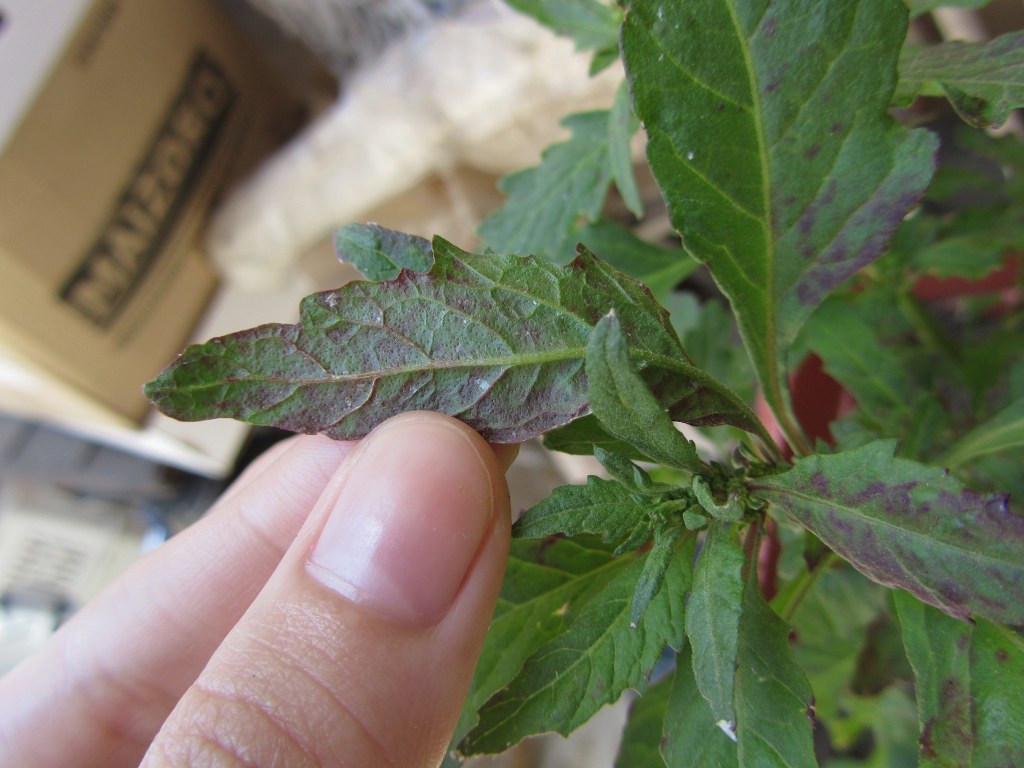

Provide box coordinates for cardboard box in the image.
[0,0,300,422]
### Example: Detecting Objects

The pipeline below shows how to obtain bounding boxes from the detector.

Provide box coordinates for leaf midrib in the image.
[724,0,778,410]
[752,481,1021,572]
[163,347,590,392]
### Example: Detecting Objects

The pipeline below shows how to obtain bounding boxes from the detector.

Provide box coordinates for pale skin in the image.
[0,412,516,767]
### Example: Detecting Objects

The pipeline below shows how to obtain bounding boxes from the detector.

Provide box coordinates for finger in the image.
[0,434,355,768]
[143,412,511,768]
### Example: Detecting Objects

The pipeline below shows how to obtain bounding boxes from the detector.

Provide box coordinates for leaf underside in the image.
[145,238,687,443]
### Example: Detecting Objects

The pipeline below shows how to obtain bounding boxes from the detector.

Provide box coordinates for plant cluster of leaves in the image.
[145,0,1024,764]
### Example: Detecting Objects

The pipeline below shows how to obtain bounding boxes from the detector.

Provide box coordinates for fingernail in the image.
[306,415,496,625]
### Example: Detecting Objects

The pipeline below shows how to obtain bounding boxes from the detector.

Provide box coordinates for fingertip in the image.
[305,411,509,625]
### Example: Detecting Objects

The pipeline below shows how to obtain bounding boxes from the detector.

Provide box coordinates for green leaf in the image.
[610,81,644,217]
[897,32,1024,128]
[733,574,817,768]
[622,0,938,438]
[633,526,688,626]
[751,440,1024,625]
[146,237,691,444]
[504,0,621,56]
[587,312,706,472]
[942,397,1024,469]
[513,475,652,543]
[685,523,744,728]
[911,232,1012,280]
[895,591,1024,767]
[676,297,759,411]
[801,297,915,420]
[454,536,629,752]
[543,414,653,459]
[663,649,739,767]
[615,675,672,768]
[666,576,817,767]
[594,446,666,495]
[784,562,892,746]
[479,111,615,263]
[461,535,692,755]
[333,223,432,281]
[577,219,698,303]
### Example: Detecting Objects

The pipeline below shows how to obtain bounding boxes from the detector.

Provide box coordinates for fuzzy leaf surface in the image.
[895,591,1024,767]
[513,475,652,543]
[577,219,698,303]
[622,0,937,419]
[543,414,652,459]
[453,536,629,752]
[752,440,1024,625]
[479,111,615,263]
[733,575,817,767]
[333,223,433,281]
[462,536,692,754]
[898,32,1024,128]
[146,238,692,444]
[587,313,705,471]
[664,580,817,767]
[685,523,744,727]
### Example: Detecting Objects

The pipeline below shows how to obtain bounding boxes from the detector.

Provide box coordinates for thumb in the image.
[143,412,511,768]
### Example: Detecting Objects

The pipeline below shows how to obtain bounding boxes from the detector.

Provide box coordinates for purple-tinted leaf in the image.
[147,235,767,444]
[622,0,938,436]
[146,238,689,443]
[752,440,1024,625]
[895,591,1024,766]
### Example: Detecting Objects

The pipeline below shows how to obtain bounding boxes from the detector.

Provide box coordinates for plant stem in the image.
[766,372,812,458]
[777,551,835,623]
[897,290,962,366]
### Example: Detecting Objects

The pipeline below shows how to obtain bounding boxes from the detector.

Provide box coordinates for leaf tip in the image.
[716,720,737,743]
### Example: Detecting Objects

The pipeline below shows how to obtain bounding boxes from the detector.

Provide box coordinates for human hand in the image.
[0,412,514,767]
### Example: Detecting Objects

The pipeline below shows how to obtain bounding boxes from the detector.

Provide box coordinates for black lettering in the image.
[60,52,236,327]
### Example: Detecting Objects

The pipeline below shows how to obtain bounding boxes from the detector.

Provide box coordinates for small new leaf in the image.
[333,223,433,281]
[513,476,652,545]
[752,440,1024,625]
[594,446,665,495]
[632,526,688,627]
[685,523,744,728]
[587,312,705,472]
